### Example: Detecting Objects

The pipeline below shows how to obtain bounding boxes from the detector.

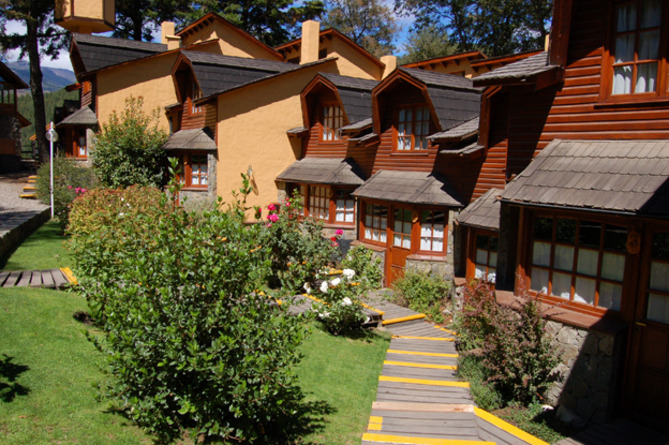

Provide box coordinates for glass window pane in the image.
[617,3,637,32]
[599,282,622,310]
[601,252,625,281]
[393,234,401,247]
[636,62,657,93]
[650,261,669,292]
[394,220,402,232]
[433,224,444,238]
[476,248,488,265]
[577,248,599,276]
[432,238,443,251]
[534,217,553,240]
[574,276,596,304]
[652,233,669,260]
[421,225,431,237]
[554,245,574,271]
[345,213,354,223]
[556,218,576,244]
[476,235,489,249]
[615,34,635,63]
[489,251,497,266]
[604,225,627,251]
[399,109,405,122]
[641,0,661,28]
[647,293,669,324]
[579,221,601,247]
[403,238,411,249]
[531,268,549,293]
[380,231,387,243]
[421,238,431,251]
[613,66,633,94]
[552,272,573,299]
[533,241,551,267]
[639,30,660,59]
[475,265,486,280]
[490,236,498,251]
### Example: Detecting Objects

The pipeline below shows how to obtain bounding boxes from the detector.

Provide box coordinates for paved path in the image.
[0,268,75,289]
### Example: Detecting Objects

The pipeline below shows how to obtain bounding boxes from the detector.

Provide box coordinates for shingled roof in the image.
[56,106,98,127]
[72,33,167,73]
[319,73,378,124]
[429,117,479,142]
[457,188,502,231]
[276,157,366,186]
[502,139,669,218]
[353,170,463,207]
[472,52,559,87]
[393,68,481,133]
[163,128,216,151]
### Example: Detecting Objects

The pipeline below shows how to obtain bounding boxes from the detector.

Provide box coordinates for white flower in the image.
[342,297,352,306]
[342,268,356,279]
[330,278,341,287]
[319,281,328,293]
[303,283,311,294]
[318,311,330,319]
[118,212,124,217]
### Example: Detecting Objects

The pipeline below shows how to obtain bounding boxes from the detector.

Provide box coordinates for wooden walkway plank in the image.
[3,271,22,287]
[16,271,31,287]
[41,270,55,289]
[30,271,42,287]
[50,269,68,289]
[0,270,9,287]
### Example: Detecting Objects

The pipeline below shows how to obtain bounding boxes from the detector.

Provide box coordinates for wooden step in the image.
[19,193,37,199]
[23,186,36,191]
[27,179,36,183]
[28,175,37,179]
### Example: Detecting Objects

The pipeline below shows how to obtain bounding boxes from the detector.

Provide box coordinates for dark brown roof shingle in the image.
[353,170,463,206]
[276,157,366,186]
[457,188,502,231]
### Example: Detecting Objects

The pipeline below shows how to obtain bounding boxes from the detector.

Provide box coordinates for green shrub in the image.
[341,245,382,292]
[392,271,451,323]
[455,279,558,406]
[91,96,167,188]
[310,269,366,335]
[36,156,99,231]
[261,192,340,295]
[70,185,309,444]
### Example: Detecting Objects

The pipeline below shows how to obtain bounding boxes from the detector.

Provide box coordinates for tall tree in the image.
[113,0,194,41]
[399,26,459,64]
[322,0,398,57]
[396,0,552,57]
[186,0,325,46]
[0,0,68,163]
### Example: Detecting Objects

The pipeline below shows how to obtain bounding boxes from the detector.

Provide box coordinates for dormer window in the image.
[609,0,667,96]
[190,83,202,114]
[397,106,430,150]
[321,105,343,141]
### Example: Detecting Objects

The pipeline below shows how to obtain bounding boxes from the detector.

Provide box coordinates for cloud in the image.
[2,20,73,71]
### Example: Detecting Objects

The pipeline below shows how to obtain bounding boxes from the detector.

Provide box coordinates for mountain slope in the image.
[6,61,76,93]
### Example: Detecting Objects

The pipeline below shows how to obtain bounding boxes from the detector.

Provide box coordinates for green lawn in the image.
[2,220,72,271]
[0,287,389,444]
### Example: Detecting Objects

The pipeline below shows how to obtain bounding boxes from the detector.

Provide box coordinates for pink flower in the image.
[266,222,273,228]
[335,229,343,236]
[67,185,73,189]
[81,188,87,193]
[284,200,291,207]
[267,203,276,211]
[330,236,337,242]
[268,213,279,223]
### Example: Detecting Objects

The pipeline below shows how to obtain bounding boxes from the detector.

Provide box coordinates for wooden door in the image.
[387,207,413,285]
[625,229,669,432]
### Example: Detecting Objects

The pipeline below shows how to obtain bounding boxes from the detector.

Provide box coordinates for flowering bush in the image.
[35,155,99,232]
[261,192,340,295]
[309,268,366,335]
[341,245,383,292]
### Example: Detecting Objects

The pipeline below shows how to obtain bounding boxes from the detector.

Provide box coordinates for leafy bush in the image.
[36,156,98,231]
[455,279,558,405]
[309,269,366,335]
[392,271,451,323]
[341,245,382,292]
[91,96,167,188]
[69,185,309,443]
[261,193,340,295]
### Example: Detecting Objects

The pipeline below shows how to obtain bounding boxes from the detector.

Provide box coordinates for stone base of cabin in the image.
[452,280,623,426]
[405,256,453,280]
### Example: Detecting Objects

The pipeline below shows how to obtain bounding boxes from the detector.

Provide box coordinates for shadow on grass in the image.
[0,354,30,402]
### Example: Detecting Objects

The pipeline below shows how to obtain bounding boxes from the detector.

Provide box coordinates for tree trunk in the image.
[26,18,48,164]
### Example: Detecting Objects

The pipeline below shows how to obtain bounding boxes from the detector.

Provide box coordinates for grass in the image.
[2,220,72,271]
[0,287,152,445]
[296,326,390,444]
[0,287,390,444]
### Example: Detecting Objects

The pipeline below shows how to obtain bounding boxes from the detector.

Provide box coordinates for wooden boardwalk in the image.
[360,294,548,445]
[0,268,75,289]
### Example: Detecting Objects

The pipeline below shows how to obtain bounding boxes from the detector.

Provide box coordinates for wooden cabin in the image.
[0,62,30,172]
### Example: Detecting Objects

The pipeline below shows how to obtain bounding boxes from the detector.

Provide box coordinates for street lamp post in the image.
[46,122,58,219]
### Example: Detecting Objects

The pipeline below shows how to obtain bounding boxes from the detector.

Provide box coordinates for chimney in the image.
[161,21,180,50]
[380,55,397,79]
[544,34,550,52]
[300,20,320,64]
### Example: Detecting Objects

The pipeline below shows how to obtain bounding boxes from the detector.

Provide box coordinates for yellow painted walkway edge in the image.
[380,375,469,388]
[360,301,385,315]
[384,360,457,370]
[60,267,77,285]
[362,432,494,445]
[387,349,458,358]
[367,415,383,431]
[392,335,454,342]
[383,313,426,325]
[433,325,458,335]
[473,407,550,445]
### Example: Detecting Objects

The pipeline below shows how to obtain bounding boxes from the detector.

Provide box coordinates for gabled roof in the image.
[402,51,486,70]
[0,61,29,89]
[457,188,502,231]
[429,117,479,142]
[353,170,463,207]
[502,139,669,217]
[71,33,167,73]
[374,68,481,134]
[276,157,366,186]
[163,128,216,151]
[179,50,297,97]
[472,51,559,87]
[56,106,98,127]
[305,73,378,125]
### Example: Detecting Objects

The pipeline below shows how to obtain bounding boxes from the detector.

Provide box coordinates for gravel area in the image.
[0,173,48,225]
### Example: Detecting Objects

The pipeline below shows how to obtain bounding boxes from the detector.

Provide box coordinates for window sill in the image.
[181,187,208,192]
[495,289,627,335]
[390,150,431,156]
[407,253,447,262]
[352,239,386,252]
[595,95,669,110]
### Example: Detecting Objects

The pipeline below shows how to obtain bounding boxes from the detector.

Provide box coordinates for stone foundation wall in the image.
[405,258,453,280]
